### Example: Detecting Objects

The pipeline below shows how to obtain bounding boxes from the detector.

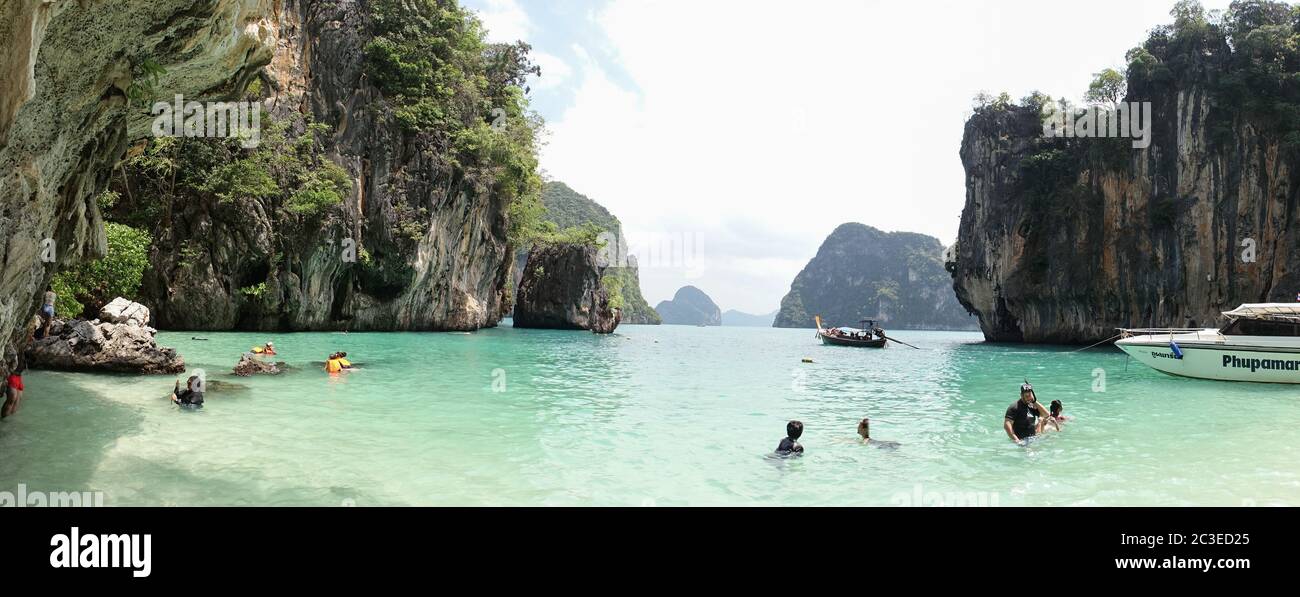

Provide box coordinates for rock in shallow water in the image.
[25,319,184,375]
[233,354,284,377]
[514,243,620,334]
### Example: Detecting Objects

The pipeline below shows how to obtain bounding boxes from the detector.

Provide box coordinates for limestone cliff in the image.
[951,7,1300,343]
[124,0,523,332]
[0,0,281,376]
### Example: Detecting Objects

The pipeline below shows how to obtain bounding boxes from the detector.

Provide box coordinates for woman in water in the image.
[857,418,900,450]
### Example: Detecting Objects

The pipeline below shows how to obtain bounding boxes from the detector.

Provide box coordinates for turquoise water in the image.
[1,324,1297,506]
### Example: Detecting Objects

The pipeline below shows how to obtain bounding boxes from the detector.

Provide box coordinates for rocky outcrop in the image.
[26,318,184,374]
[590,294,622,334]
[99,297,151,327]
[233,353,284,376]
[514,182,660,324]
[775,223,975,330]
[0,0,280,378]
[655,286,721,326]
[514,243,620,333]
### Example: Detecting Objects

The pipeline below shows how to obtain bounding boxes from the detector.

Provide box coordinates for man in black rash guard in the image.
[171,376,204,409]
[1004,383,1048,444]
[775,420,805,456]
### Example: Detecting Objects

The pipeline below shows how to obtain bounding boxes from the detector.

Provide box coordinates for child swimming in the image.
[775,421,804,457]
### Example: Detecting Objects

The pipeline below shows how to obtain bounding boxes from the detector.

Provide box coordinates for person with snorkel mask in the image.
[1003,381,1050,445]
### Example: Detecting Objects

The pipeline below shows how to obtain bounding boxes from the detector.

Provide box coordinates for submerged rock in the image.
[25,318,184,374]
[233,353,284,377]
[514,243,620,334]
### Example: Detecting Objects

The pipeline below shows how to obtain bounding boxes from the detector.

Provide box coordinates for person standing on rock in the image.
[38,285,56,339]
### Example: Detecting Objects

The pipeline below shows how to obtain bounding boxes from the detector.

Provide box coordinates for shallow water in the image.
[1,325,1296,506]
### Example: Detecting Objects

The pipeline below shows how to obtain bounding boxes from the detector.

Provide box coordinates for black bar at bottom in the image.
[5,507,1286,587]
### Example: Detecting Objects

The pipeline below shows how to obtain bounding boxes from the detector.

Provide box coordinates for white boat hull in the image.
[1117,334,1300,384]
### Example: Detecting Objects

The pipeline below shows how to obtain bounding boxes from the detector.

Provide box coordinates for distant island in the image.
[655,286,722,326]
[722,309,777,327]
[774,223,976,330]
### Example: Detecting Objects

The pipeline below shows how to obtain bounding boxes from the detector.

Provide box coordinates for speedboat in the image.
[1116,304,1300,384]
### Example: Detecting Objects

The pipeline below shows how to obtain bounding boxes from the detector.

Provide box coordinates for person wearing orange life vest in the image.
[325,353,344,374]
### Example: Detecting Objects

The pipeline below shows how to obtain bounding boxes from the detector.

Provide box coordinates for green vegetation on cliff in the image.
[96,0,545,330]
[366,0,544,248]
[1128,0,1300,158]
[975,1,1300,177]
[104,117,352,246]
[50,221,151,318]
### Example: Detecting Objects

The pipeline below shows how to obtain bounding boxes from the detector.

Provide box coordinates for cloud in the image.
[474,0,532,43]
[530,51,573,91]
[537,0,1238,313]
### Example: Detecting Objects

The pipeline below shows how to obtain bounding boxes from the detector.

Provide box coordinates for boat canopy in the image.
[1222,304,1300,320]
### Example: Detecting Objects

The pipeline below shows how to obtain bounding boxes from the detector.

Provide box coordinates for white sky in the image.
[467,0,1233,314]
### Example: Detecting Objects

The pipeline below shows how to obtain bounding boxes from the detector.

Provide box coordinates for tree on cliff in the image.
[1085,69,1126,105]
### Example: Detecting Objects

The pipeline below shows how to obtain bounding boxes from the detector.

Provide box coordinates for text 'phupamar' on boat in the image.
[1116,304,1300,384]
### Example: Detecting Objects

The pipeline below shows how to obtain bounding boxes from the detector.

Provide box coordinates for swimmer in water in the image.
[170,376,204,409]
[1004,381,1049,445]
[1042,400,1070,433]
[775,420,805,457]
[857,418,900,450]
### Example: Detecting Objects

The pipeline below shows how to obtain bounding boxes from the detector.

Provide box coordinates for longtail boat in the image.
[815,316,887,348]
